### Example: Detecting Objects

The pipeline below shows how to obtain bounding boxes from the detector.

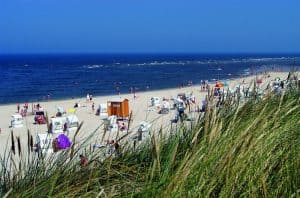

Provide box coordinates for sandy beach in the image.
[0,72,290,156]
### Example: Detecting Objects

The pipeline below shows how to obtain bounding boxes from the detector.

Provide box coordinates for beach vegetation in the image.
[0,74,299,197]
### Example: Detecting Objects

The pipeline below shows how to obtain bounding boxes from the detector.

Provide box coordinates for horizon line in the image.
[1,52,300,56]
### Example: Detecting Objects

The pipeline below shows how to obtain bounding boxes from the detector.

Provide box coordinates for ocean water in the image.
[0,54,299,104]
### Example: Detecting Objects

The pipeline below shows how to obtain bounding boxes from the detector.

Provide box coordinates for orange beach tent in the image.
[107,98,129,119]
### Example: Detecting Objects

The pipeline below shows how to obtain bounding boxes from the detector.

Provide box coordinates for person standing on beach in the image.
[86,94,90,102]
[17,104,20,113]
[24,103,28,110]
[133,87,137,99]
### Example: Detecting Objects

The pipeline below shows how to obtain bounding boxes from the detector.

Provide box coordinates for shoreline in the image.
[0,70,290,107]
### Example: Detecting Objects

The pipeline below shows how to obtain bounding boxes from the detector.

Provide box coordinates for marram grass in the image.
[1,78,300,197]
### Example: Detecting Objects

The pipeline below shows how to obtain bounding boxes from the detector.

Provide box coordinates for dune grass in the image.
[1,76,300,197]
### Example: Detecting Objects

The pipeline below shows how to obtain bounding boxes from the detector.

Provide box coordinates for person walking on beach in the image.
[92,102,95,112]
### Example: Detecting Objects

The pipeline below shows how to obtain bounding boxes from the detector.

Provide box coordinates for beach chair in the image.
[11,114,23,128]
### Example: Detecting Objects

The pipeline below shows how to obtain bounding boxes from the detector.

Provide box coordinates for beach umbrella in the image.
[56,134,71,149]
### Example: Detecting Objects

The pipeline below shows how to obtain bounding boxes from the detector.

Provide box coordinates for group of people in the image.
[200,80,209,92]
[117,121,127,131]
[173,93,197,122]
[33,103,42,111]
[272,78,286,94]
[79,137,122,168]
[86,93,93,102]
[92,139,121,158]
[129,87,138,99]
[106,139,120,155]
[17,103,29,117]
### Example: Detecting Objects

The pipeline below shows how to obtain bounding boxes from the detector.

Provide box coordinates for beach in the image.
[0,72,291,156]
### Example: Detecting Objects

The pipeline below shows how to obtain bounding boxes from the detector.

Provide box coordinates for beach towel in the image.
[68,108,76,113]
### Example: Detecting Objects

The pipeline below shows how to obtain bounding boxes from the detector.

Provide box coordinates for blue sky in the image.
[0,0,300,54]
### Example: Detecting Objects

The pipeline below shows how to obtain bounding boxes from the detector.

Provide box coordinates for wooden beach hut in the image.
[107,98,129,119]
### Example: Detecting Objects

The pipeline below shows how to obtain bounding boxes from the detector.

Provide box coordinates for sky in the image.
[0,0,300,54]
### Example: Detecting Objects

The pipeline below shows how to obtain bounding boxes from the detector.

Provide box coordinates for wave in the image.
[91,57,300,68]
[83,64,104,69]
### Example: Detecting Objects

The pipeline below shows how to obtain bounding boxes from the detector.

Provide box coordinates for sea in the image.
[0,54,299,104]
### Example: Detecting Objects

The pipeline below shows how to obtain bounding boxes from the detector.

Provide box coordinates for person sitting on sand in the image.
[95,105,101,116]
[106,140,116,155]
[52,138,59,152]
[63,122,67,132]
[79,154,88,167]
[33,143,41,153]
[119,122,127,131]
[114,141,120,155]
